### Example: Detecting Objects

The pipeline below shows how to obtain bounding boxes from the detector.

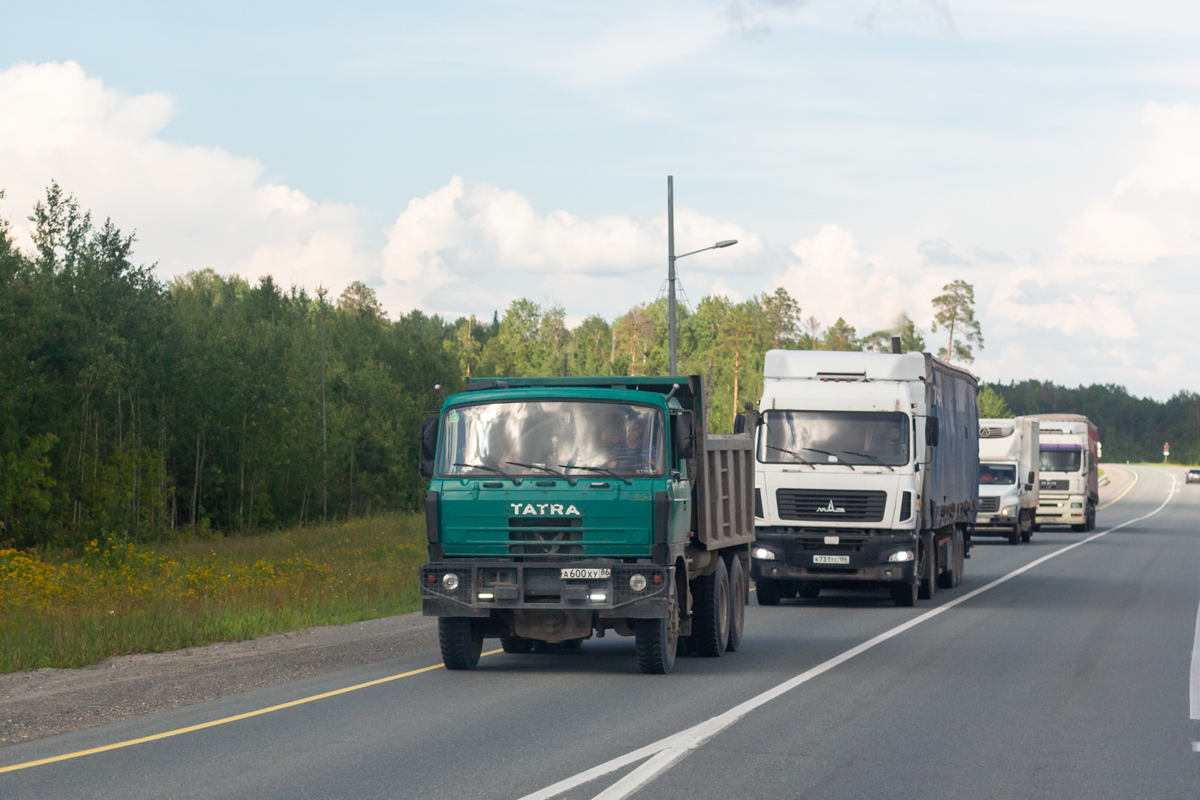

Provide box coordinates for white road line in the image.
[518,469,1175,800]
[1190,599,1200,721]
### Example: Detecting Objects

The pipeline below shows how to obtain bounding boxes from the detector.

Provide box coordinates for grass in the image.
[0,514,428,674]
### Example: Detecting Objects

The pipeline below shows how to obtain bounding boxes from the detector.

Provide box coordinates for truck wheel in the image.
[798,584,820,599]
[691,558,730,657]
[955,528,965,586]
[918,536,937,600]
[500,635,533,654]
[755,578,782,606]
[892,580,917,607]
[1020,517,1032,544]
[635,584,678,674]
[1007,523,1020,546]
[439,618,483,670]
[725,556,745,652]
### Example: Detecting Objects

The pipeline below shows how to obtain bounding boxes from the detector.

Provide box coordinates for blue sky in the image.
[4,1,1200,396]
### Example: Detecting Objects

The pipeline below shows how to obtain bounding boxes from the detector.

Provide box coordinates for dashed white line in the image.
[519,470,1175,800]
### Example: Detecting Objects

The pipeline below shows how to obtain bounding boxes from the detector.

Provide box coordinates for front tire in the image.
[635,581,678,675]
[1007,523,1020,546]
[918,534,938,600]
[892,580,917,607]
[439,618,483,670]
[500,635,533,654]
[691,558,730,657]
[755,578,782,606]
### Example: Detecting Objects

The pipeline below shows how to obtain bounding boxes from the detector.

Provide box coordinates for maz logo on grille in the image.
[815,500,846,513]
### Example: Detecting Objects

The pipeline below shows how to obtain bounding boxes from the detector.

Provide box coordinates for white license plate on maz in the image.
[560,568,611,580]
[813,555,850,565]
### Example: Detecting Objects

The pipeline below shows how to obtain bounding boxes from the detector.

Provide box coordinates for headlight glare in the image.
[888,550,914,563]
[752,547,776,561]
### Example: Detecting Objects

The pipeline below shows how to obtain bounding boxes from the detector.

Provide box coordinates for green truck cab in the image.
[418,376,755,674]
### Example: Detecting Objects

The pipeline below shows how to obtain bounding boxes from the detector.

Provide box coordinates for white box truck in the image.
[972,417,1039,545]
[750,349,979,607]
[1028,414,1099,532]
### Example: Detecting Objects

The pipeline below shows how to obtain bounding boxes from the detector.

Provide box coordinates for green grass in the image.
[0,514,427,673]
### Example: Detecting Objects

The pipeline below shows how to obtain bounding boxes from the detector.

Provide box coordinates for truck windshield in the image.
[1040,446,1081,473]
[438,401,666,479]
[979,464,1016,485]
[757,410,909,467]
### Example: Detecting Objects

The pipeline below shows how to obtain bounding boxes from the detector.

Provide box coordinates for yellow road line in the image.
[1098,470,1139,510]
[0,648,503,775]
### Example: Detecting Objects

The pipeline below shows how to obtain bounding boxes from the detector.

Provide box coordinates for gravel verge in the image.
[0,610,436,747]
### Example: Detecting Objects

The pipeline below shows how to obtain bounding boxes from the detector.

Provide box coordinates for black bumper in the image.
[751,530,917,586]
[419,560,671,619]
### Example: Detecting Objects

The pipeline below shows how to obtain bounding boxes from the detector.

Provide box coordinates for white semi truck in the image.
[750,349,978,608]
[972,417,1039,545]
[1028,414,1099,532]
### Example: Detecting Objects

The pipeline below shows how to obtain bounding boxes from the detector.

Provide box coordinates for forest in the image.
[2,185,1197,548]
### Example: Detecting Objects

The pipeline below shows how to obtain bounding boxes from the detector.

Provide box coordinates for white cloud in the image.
[0,61,373,297]
[379,176,766,318]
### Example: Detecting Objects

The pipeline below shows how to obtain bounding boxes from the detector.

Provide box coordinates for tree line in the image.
[2,186,1193,547]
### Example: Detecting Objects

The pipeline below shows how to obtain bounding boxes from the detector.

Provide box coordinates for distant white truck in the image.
[972,417,1039,545]
[751,349,978,607]
[1028,414,1100,532]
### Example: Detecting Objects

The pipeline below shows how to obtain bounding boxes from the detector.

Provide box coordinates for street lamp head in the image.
[715,239,738,248]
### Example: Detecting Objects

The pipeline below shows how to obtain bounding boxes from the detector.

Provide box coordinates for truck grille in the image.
[775,490,887,522]
[508,517,584,555]
[978,497,1000,513]
[1040,479,1069,491]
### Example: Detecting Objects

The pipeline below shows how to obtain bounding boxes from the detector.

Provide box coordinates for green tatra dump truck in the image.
[417,375,755,674]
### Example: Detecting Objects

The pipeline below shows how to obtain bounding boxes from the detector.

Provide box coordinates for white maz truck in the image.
[1028,414,1099,532]
[972,417,1039,545]
[751,349,979,607]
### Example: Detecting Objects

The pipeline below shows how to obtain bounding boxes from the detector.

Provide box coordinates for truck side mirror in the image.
[925,417,940,447]
[733,413,745,434]
[1028,471,1035,485]
[419,414,439,478]
[674,411,695,461]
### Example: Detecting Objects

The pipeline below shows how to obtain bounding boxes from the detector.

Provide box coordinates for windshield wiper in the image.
[801,447,856,470]
[558,464,633,486]
[764,445,815,469]
[505,461,577,486]
[842,451,894,472]
[453,462,522,485]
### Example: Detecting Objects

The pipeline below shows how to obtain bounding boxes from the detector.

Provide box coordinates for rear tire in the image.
[755,578,782,606]
[725,555,745,652]
[892,580,917,607]
[439,618,483,670]
[1020,515,1032,544]
[691,558,730,657]
[500,635,533,654]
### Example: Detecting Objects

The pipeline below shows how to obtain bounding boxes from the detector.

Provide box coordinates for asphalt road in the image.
[3,465,1198,799]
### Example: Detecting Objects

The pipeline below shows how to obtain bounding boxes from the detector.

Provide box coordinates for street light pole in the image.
[668,176,677,376]
[665,176,739,376]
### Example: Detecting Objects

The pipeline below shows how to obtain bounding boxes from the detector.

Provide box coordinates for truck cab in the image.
[1028,415,1099,532]
[973,417,1039,545]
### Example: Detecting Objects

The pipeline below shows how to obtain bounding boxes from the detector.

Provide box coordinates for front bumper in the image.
[751,531,917,586]
[1036,494,1085,524]
[419,560,671,619]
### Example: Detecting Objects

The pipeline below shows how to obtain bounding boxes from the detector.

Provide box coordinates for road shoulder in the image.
[0,610,436,748]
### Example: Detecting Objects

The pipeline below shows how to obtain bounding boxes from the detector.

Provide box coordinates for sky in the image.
[3,1,1200,397]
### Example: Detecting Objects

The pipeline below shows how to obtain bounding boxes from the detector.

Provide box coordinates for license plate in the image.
[560,568,611,580]
[813,555,850,565]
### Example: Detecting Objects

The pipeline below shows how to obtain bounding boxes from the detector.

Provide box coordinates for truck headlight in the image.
[1070,502,1083,508]
[888,550,914,563]
[442,573,460,591]
[752,547,776,561]
[629,574,647,592]
[1000,506,1015,516]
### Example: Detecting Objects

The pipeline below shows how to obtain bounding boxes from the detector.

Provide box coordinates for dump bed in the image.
[695,431,755,550]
